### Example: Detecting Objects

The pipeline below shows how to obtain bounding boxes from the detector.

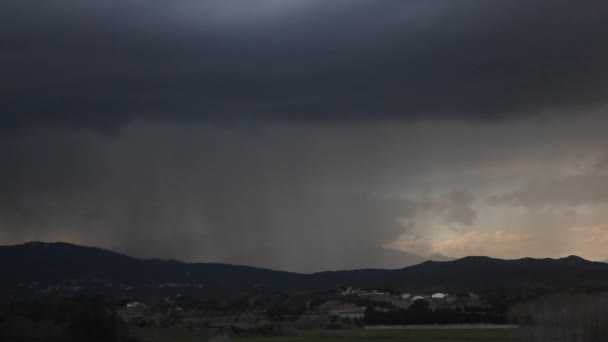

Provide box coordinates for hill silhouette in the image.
[2,242,608,292]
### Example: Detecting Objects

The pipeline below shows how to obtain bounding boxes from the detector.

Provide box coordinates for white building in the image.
[126,302,145,309]
[431,293,448,299]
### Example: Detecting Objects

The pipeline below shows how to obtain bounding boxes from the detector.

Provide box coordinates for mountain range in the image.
[2,242,608,293]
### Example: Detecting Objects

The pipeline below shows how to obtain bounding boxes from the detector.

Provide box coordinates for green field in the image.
[135,328,514,342]
[236,329,512,342]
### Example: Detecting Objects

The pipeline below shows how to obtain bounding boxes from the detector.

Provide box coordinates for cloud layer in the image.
[2,0,608,130]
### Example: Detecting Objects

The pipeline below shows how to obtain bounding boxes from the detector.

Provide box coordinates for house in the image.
[400,293,411,300]
[411,296,426,302]
[121,302,148,323]
[126,301,146,309]
[431,293,448,300]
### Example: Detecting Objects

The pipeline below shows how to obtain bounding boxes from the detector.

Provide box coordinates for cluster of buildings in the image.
[341,287,478,302]
[332,287,485,317]
[340,287,452,303]
[340,288,390,296]
[116,288,487,330]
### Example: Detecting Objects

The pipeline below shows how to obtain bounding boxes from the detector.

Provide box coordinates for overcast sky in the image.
[2,1,608,272]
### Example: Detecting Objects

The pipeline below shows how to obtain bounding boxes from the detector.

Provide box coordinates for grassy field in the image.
[236,329,512,342]
[134,327,514,342]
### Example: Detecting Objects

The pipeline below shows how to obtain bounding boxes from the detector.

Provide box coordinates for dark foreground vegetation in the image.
[3,291,608,341]
[509,291,608,342]
[0,296,139,342]
[365,302,505,325]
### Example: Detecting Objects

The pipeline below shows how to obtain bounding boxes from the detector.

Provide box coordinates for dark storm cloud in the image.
[2,0,608,130]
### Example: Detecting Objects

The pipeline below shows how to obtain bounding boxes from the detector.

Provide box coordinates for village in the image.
[117,286,493,334]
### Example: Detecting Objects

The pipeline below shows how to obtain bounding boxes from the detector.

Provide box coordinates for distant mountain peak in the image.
[560,255,588,262]
[454,255,496,262]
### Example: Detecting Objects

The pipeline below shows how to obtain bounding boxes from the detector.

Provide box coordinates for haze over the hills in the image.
[3,1,608,271]
[219,246,453,272]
